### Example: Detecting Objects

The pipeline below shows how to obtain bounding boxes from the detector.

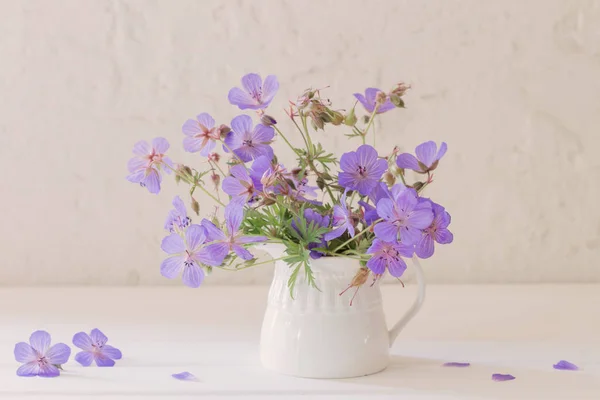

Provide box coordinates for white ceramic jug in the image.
[259,244,426,378]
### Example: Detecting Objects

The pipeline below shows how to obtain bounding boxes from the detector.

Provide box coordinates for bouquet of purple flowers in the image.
[126,73,453,295]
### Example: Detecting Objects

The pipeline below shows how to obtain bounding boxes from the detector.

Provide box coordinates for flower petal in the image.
[367,255,386,275]
[199,139,216,157]
[340,151,358,172]
[323,225,346,241]
[14,342,36,363]
[185,224,206,251]
[376,198,395,220]
[435,228,454,244]
[252,124,275,143]
[197,243,229,266]
[228,87,255,109]
[353,93,374,113]
[396,153,420,171]
[172,371,198,381]
[492,373,515,382]
[200,219,227,242]
[182,263,204,288]
[553,360,578,371]
[222,176,246,197]
[365,88,380,107]
[45,343,71,365]
[230,115,253,139]
[408,207,435,230]
[261,75,279,105]
[161,234,186,254]
[237,235,267,244]
[232,244,254,260]
[127,157,146,173]
[90,329,108,346]
[94,353,116,367]
[415,141,437,168]
[75,351,94,366]
[241,73,262,96]
[436,142,447,161]
[196,113,215,129]
[387,256,407,278]
[160,255,184,279]
[72,332,93,351]
[29,330,51,354]
[143,169,161,194]
[132,140,150,156]
[373,221,398,242]
[102,345,122,360]
[183,137,204,153]
[416,234,434,259]
[443,362,470,367]
[126,169,145,184]
[16,361,41,377]
[38,363,60,377]
[225,200,244,234]
[152,137,170,154]
[181,119,201,137]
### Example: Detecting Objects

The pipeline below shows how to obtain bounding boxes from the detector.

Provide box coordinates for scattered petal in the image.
[172,371,199,381]
[492,373,515,382]
[442,362,471,367]
[553,360,579,371]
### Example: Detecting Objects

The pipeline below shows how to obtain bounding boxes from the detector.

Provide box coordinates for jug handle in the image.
[388,255,426,347]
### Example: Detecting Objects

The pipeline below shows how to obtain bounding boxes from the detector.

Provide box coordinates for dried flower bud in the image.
[390,82,410,97]
[191,197,200,215]
[384,171,396,186]
[217,124,231,138]
[390,94,405,108]
[412,181,424,191]
[344,107,357,126]
[311,116,325,130]
[375,91,387,105]
[211,172,220,187]
[175,174,181,184]
[330,111,344,126]
[208,152,221,162]
[350,268,370,287]
[260,114,277,126]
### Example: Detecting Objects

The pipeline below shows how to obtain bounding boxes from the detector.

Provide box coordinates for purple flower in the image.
[250,156,281,192]
[224,115,274,162]
[201,199,267,265]
[324,191,355,241]
[292,209,331,259]
[374,189,434,245]
[442,362,471,367]
[222,164,258,202]
[553,360,579,371]
[353,88,395,114]
[182,113,220,156]
[14,330,71,377]
[396,141,447,173]
[172,371,199,381]
[338,145,388,196]
[160,225,217,288]
[492,373,515,382]
[228,73,279,110]
[164,196,191,233]
[415,200,453,258]
[72,329,122,367]
[126,138,173,194]
[366,239,414,277]
[359,183,406,225]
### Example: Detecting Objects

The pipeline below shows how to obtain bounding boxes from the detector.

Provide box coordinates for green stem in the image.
[332,219,382,253]
[301,114,314,152]
[196,184,225,207]
[221,140,248,167]
[165,163,225,207]
[220,256,288,271]
[209,160,226,176]
[290,117,310,151]
[273,125,302,156]
[363,105,379,146]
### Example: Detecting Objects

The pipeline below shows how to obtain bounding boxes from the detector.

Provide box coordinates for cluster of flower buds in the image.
[389,82,410,108]
[294,88,344,130]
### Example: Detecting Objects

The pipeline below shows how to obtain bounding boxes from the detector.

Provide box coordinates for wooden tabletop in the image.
[1,285,598,399]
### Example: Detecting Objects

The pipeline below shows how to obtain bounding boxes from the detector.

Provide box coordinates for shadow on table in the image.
[339,355,599,399]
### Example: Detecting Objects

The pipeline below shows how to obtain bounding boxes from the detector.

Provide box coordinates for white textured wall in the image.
[1,0,599,285]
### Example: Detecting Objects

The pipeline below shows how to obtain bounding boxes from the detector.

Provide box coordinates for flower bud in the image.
[330,111,344,126]
[211,172,220,187]
[375,91,387,105]
[191,197,200,215]
[390,94,405,108]
[260,114,277,126]
[208,152,221,162]
[384,171,395,186]
[217,124,231,138]
[344,107,357,126]
[390,82,410,97]
[412,181,424,191]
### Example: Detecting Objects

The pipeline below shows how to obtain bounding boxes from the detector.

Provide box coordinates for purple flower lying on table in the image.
[396,141,447,173]
[442,362,471,367]
[553,360,578,371]
[14,330,71,377]
[366,239,414,277]
[181,113,220,156]
[224,115,274,162]
[374,189,433,245]
[172,371,199,381]
[126,138,173,194]
[338,145,388,196]
[324,191,355,241]
[202,199,267,265]
[353,88,395,114]
[415,199,453,258]
[72,329,122,367]
[492,373,516,382]
[164,196,191,233]
[228,73,279,110]
[160,225,217,288]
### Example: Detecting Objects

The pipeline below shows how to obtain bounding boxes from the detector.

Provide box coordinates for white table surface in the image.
[0,285,598,399]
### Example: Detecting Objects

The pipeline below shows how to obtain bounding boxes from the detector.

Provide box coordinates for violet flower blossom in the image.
[72,329,122,367]
[324,191,355,241]
[396,141,447,173]
[415,199,453,259]
[374,189,433,245]
[160,225,217,288]
[222,164,258,202]
[224,115,274,162]
[366,239,414,277]
[353,88,395,114]
[359,183,406,225]
[338,144,388,196]
[201,199,267,265]
[14,330,71,377]
[126,138,173,194]
[228,73,279,110]
[164,196,191,233]
[182,113,220,156]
